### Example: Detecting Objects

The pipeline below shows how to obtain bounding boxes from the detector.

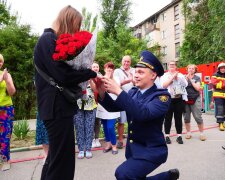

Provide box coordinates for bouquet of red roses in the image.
[52,29,98,100]
[52,31,93,62]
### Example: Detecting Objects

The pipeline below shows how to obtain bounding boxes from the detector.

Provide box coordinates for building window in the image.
[161,30,166,39]
[161,46,167,55]
[174,24,180,40]
[175,42,180,58]
[174,5,179,20]
[161,13,166,21]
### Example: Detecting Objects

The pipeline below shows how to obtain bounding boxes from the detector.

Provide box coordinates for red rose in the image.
[52,53,60,61]
[52,31,92,61]
[68,47,76,55]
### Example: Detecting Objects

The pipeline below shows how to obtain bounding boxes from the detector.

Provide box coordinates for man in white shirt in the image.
[113,55,135,149]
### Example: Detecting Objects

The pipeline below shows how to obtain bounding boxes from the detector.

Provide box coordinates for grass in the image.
[10,130,36,149]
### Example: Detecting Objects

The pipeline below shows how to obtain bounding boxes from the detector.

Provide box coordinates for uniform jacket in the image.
[34,28,96,120]
[99,84,171,164]
[211,71,225,99]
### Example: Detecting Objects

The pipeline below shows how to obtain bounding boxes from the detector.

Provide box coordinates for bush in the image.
[13,120,30,139]
[98,122,128,139]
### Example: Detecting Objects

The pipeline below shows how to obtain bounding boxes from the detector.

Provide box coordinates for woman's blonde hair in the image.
[187,64,198,73]
[0,54,4,62]
[53,5,82,36]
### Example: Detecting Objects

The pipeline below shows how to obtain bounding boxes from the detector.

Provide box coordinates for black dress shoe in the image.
[103,147,112,153]
[176,136,183,144]
[165,137,171,144]
[222,146,225,150]
[169,169,179,180]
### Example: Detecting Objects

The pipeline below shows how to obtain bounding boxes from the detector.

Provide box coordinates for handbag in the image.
[34,64,82,105]
[185,99,195,105]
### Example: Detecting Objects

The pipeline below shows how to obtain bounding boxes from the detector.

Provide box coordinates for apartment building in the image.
[132,0,185,70]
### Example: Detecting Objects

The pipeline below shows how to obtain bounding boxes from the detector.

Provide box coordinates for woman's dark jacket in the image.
[34,28,96,120]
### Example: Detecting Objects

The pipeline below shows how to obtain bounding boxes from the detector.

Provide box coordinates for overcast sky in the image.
[7,0,172,34]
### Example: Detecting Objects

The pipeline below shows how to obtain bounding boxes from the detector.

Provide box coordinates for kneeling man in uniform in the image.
[94,50,180,180]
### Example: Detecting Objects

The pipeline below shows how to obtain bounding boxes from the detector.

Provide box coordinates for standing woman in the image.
[160,61,188,144]
[184,64,206,141]
[34,5,96,180]
[96,62,120,155]
[74,83,97,159]
[0,54,16,171]
[91,62,102,148]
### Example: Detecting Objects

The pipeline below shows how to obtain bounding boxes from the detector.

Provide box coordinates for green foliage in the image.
[180,0,225,66]
[99,0,132,39]
[81,7,98,32]
[95,25,147,70]
[148,43,165,62]
[13,120,30,139]
[0,1,38,119]
[0,0,10,26]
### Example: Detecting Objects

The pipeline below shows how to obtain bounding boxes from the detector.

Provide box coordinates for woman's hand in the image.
[2,68,16,96]
[0,73,3,82]
[172,71,178,80]
[3,68,9,82]
[92,76,106,99]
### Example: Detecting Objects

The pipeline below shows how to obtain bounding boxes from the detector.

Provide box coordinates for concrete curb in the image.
[11,145,43,153]
[10,135,128,153]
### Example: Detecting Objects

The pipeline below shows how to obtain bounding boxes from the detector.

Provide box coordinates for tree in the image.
[0,0,10,26]
[180,0,225,66]
[0,1,38,119]
[96,24,147,71]
[81,7,98,32]
[99,0,132,39]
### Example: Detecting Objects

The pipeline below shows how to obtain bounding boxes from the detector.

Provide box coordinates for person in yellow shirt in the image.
[0,54,16,171]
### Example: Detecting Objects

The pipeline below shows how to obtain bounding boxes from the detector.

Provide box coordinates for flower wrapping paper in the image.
[66,29,97,100]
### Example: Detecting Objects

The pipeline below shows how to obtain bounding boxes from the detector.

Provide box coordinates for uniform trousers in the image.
[214,98,225,123]
[115,157,171,180]
[41,114,75,180]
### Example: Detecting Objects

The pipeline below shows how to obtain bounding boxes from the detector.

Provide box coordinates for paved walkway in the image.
[1,113,225,180]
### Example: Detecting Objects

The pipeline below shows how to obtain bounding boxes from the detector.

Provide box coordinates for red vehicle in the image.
[178,61,223,84]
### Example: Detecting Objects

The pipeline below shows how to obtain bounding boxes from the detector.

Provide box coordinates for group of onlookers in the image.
[92,59,225,149]
[161,62,206,144]
[75,55,135,158]
[75,57,215,161]
[1,47,225,172]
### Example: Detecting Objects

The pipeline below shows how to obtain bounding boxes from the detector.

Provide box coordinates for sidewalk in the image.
[1,113,225,180]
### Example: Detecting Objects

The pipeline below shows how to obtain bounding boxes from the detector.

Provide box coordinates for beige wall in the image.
[133,1,185,68]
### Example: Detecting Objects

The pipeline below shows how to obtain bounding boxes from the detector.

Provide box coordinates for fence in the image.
[201,84,214,113]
